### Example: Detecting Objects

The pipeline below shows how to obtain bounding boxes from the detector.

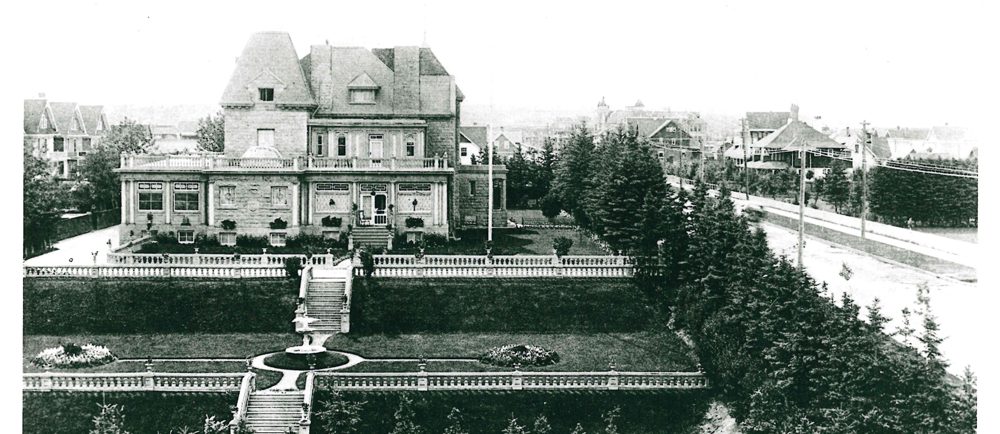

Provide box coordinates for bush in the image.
[405,216,425,228]
[23,278,298,334]
[220,219,237,230]
[30,343,116,368]
[358,249,375,278]
[552,236,573,256]
[270,218,288,230]
[321,216,342,228]
[540,195,562,220]
[236,235,269,249]
[480,344,560,367]
[285,257,302,278]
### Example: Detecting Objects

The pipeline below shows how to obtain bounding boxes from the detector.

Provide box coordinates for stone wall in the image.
[223,107,309,158]
[456,166,507,228]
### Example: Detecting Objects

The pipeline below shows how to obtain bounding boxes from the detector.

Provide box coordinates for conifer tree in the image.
[532,414,552,434]
[388,394,424,434]
[500,415,528,434]
[90,404,130,434]
[601,406,621,434]
[569,423,587,434]
[865,297,890,333]
[443,407,468,434]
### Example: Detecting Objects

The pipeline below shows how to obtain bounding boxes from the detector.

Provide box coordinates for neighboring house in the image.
[459,125,488,165]
[723,105,847,173]
[23,98,107,178]
[829,127,892,170]
[490,129,524,160]
[595,97,707,153]
[117,32,507,245]
[150,124,202,154]
[745,111,790,143]
[882,125,975,160]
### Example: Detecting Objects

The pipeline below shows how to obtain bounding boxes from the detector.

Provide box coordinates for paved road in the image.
[24,225,121,266]
[760,221,982,376]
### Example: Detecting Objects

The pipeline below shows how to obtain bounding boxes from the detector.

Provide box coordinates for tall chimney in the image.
[790,104,799,123]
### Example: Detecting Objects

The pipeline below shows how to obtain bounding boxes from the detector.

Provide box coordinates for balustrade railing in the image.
[315,371,707,391]
[24,265,288,279]
[107,252,346,267]
[122,154,451,172]
[364,254,634,278]
[229,372,256,433]
[23,372,246,392]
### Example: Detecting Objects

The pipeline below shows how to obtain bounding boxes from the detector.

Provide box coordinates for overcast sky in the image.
[9,0,997,130]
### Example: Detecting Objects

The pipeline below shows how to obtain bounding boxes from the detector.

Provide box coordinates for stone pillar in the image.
[306,181,313,225]
[291,182,300,227]
[129,181,136,225]
[120,180,127,225]
[432,182,439,226]
[164,182,172,224]
[207,181,215,226]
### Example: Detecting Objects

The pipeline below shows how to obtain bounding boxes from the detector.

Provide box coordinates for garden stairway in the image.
[351,225,391,250]
[305,277,345,336]
[244,390,303,433]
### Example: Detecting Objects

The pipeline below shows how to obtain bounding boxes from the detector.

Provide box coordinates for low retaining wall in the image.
[315,371,707,391]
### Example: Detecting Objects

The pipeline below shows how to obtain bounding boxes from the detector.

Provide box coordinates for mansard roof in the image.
[221,32,316,108]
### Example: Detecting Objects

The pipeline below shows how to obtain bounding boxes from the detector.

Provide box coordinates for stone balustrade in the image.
[364,254,634,278]
[23,372,246,392]
[229,372,256,431]
[315,371,707,391]
[121,154,450,172]
[107,252,347,268]
[24,265,289,279]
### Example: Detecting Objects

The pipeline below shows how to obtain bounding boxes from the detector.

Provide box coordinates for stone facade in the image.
[456,166,508,228]
[117,32,506,244]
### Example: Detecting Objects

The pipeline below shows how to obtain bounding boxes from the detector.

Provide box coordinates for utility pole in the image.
[797,133,806,270]
[860,120,870,239]
[488,137,494,242]
[698,131,705,183]
[741,118,750,200]
[679,150,685,189]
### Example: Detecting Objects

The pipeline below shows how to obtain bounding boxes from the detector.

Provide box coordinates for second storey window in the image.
[350,89,376,104]
[469,180,477,197]
[271,186,289,208]
[337,135,347,156]
[219,186,236,207]
[53,137,64,152]
[173,182,200,211]
[259,88,274,102]
[138,182,164,211]
[405,136,416,157]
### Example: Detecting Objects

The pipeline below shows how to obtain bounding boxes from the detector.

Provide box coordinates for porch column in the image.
[291,181,300,227]
[432,181,439,226]
[129,181,136,224]
[164,182,172,224]
[120,180,127,224]
[306,181,313,225]
[207,181,215,226]
[389,181,396,225]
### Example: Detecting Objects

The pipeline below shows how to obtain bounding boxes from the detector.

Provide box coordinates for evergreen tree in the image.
[865,297,890,333]
[821,160,850,212]
[601,407,621,434]
[388,394,424,434]
[90,403,130,434]
[103,117,153,154]
[313,390,366,434]
[532,414,552,434]
[443,407,468,434]
[500,415,528,434]
[552,123,595,226]
[195,110,225,152]
[569,423,587,434]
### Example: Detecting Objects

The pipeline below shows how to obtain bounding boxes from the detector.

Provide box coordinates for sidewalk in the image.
[24,225,121,266]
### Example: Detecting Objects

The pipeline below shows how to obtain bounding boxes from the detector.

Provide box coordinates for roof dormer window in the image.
[39,114,49,130]
[259,88,274,102]
[350,89,376,104]
[347,73,379,105]
[72,116,81,131]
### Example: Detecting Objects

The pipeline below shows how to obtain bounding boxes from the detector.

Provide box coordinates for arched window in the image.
[405,135,416,157]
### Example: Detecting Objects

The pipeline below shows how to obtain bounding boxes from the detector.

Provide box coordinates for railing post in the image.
[512,364,523,390]
[443,152,448,168]
[391,156,396,170]
[608,369,620,390]
[294,156,300,170]
[417,362,428,391]
[40,369,52,392]
[90,266,99,278]
[352,156,358,168]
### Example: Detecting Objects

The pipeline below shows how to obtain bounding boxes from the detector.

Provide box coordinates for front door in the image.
[373,194,387,225]
[369,134,384,168]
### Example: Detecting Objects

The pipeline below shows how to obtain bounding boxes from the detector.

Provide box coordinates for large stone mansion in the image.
[118,32,507,246]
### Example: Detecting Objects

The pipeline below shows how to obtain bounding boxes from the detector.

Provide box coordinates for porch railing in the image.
[120,154,451,172]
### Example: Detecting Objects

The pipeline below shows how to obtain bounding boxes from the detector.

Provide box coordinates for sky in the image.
[7,0,998,130]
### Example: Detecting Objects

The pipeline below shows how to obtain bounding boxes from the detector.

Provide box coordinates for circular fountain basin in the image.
[285,345,326,356]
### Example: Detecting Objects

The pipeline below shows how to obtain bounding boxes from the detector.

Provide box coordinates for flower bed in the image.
[30,343,116,369]
[479,344,560,368]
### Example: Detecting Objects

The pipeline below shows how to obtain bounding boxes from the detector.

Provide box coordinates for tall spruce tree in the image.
[552,123,596,226]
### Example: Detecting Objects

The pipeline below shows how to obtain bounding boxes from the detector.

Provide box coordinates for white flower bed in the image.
[479,344,560,368]
[30,344,116,369]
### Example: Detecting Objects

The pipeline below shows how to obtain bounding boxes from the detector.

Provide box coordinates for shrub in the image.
[552,236,573,256]
[285,257,302,278]
[541,195,562,220]
[358,249,375,278]
[220,219,237,230]
[236,235,269,249]
[322,216,342,228]
[423,233,448,247]
[405,217,425,228]
[270,218,288,230]
[480,344,560,367]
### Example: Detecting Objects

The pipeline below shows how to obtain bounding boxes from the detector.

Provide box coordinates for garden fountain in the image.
[286,305,325,359]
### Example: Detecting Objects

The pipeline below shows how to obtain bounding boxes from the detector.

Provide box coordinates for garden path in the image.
[24,225,120,266]
[250,350,365,391]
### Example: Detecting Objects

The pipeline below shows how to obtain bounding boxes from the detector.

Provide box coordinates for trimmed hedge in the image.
[22,392,235,434]
[23,278,298,334]
[351,278,661,333]
[311,390,710,434]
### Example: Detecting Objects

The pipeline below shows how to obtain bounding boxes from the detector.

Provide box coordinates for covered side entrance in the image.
[358,183,388,226]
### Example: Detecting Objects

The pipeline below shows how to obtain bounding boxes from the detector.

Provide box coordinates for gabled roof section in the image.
[24,99,53,134]
[746,112,790,130]
[754,120,845,151]
[78,105,105,134]
[347,72,380,89]
[885,127,929,140]
[649,119,694,139]
[419,48,449,75]
[49,102,82,134]
[371,48,395,71]
[221,32,315,108]
[459,126,488,146]
[625,117,668,138]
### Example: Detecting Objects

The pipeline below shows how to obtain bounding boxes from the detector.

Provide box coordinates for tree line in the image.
[546,122,976,432]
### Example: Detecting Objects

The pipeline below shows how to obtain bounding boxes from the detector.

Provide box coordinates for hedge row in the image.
[23,278,298,334]
[22,392,235,434]
[350,278,661,334]
[311,390,709,434]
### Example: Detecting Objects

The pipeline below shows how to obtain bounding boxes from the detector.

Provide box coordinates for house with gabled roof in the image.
[117,32,507,247]
[458,125,488,165]
[829,127,892,170]
[23,97,107,178]
[594,97,706,147]
[724,105,847,172]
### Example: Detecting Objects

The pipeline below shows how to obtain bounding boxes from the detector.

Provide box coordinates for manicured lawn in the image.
[23,359,246,374]
[352,278,661,334]
[23,333,297,371]
[392,228,607,255]
[764,212,976,281]
[325,332,698,372]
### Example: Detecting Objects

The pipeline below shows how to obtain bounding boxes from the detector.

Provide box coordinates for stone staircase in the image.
[352,225,391,250]
[305,277,346,335]
[244,390,303,433]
